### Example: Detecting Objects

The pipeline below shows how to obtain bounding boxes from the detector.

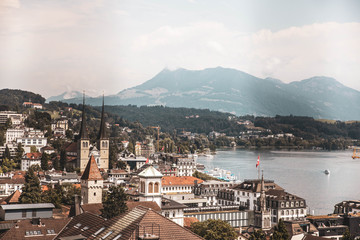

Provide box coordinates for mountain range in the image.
[52,67,360,121]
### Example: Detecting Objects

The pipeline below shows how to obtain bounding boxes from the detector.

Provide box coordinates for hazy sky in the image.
[1,0,360,98]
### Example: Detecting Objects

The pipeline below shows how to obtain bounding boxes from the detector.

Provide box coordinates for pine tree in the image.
[41,152,49,171]
[14,143,24,164]
[41,185,62,208]
[4,145,11,160]
[19,166,42,204]
[101,186,128,219]
[60,149,67,170]
[271,219,289,240]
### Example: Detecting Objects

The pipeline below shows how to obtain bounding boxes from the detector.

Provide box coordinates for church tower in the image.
[138,166,163,207]
[254,173,271,230]
[77,93,90,172]
[98,95,109,171]
[81,155,103,204]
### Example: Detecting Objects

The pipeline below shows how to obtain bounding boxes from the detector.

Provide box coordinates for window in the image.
[94,192,96,196]
[22,210,26,218]
[165,212,169,217]
[300,201,304,206]
[95,180,97,184]
[148,182,153,193]
[32,210,37,217]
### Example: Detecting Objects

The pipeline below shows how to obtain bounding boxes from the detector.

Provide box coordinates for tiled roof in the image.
[1,218,70,240]
[64,142,77,153]
[137,208,204,240]
[80,156,103,180]
[0,178,25,185]
[162,176,203,186]
[41,146,54,150]
[184,217,199,228]
[138,165,163,178]
[232,179,283,193]
[81,203,103,216]
[58,206,204,240]
[55,212,105,239]
[161,198,187,210]
[25,152,42,159]
[266,189,305,201]
[0,190,21,204]
[127,201,161,212]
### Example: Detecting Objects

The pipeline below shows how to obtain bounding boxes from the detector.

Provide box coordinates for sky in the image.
[1,0,360,98]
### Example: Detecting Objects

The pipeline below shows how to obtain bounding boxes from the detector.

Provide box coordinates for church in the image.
[77,95,109,172]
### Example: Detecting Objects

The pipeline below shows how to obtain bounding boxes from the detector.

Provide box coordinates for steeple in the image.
[98,94,107,139]
[79,91,88,139]
[81,155,103,181]
[260,171,266,212]
[81,155,103,204]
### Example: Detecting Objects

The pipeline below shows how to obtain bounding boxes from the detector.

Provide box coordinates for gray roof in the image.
[1,203,55,210]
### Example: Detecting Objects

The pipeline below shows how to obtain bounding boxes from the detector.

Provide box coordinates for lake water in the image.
[197,149,360,215]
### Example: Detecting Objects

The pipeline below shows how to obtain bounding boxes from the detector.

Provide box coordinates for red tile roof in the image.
[0,190,21,204]
[184,217,199,228]
[81,203,103,216]
[25,152,42,159]
[64,142,77,153]
[80,156,103,181]
[1,218,70,240]
[127,201,161,212]
[161,176,203,186]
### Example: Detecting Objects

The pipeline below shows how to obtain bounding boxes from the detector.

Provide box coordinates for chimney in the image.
[74,195,81,216]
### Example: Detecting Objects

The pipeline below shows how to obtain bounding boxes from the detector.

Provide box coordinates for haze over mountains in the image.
[51,67,360,121]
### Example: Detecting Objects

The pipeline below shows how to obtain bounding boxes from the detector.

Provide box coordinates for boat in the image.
[324,169,330,175]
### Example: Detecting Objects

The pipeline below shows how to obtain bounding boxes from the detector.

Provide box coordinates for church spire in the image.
[79,91,88,139]
[98,93,107,139]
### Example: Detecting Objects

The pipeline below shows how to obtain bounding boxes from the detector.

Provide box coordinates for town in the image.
[0,95,359,240]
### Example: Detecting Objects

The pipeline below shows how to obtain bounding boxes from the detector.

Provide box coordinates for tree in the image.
[1,158,17,173]
[4,145,11,160]
[19,166,42,204]
[14,143,24,163]
[41,152,49,171]
[109,142,119,169]
[30,145,37,153]
[60,184,81,205]
[60,149,67,170]
[271,219,289,240]
[41,185,62,208]
[249,229,266,240]
[190,219,237,240]
[342,228,355,240]
[101,186,128,219]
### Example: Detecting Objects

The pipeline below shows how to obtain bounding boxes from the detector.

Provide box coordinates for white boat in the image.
[324,169,330,175]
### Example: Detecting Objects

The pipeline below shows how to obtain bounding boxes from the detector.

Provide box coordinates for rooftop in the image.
[162,176,203,186]
[80,156,103,181]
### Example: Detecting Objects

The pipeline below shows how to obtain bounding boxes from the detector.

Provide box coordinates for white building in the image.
[16,137,47,153]
[0,111,23,125]
[176,157,196,177]
[138,165,163,207]
[194,180,235,206]
[0,178,25,197]
[5,129,25,144]
[21,153,42,171]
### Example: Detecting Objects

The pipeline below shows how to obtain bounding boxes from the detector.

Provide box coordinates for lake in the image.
[197,148,360,215]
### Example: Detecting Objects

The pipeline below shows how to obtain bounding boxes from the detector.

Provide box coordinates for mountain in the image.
[0,89,45,108]
[46,90,88,103]
[56,67,360,120]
